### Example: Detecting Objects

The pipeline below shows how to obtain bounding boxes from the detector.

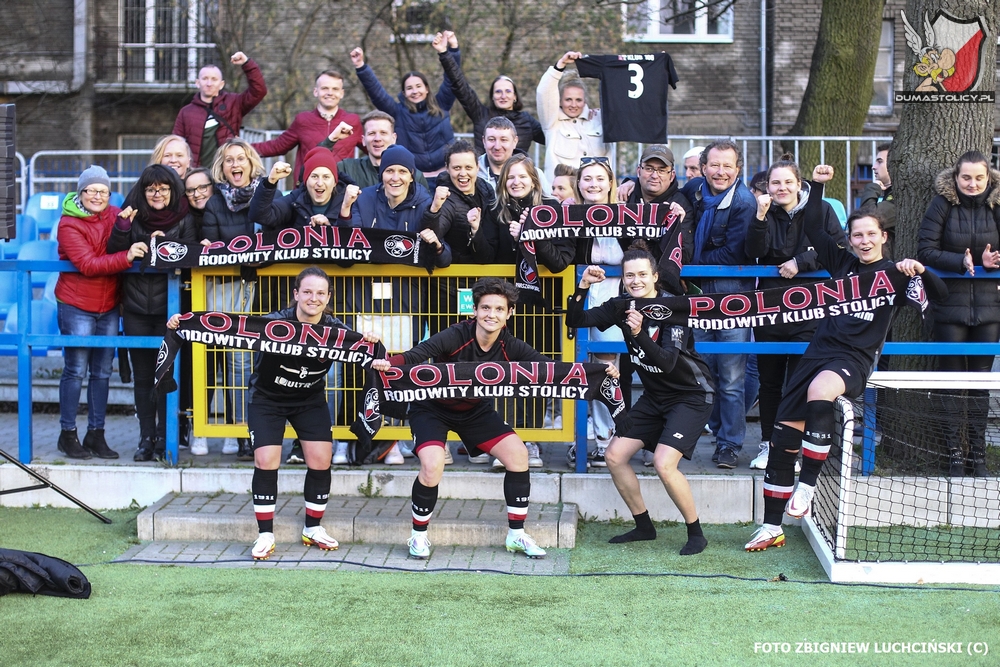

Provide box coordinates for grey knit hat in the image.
[77,165,111,192]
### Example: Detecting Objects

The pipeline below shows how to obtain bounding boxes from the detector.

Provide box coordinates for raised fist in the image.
[756,193,771,218]
[467,207,481,233]
[328,122,354,143]
[269,161,292,184]
[557,51,582,69]
[431,33,448,54]
[343,184,361,205]
[431,185,450,212]
[350,48,365,68]
[230,52,248,66]
[444,31,458,49]
[812,164,834,183]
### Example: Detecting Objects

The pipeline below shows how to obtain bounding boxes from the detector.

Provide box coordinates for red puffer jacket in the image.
[54,197,132,313]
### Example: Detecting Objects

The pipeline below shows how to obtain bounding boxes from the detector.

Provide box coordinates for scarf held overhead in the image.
[147,226,437,271]
[516,203,683,296]
[352,361,632,444]
[153,311,386,393]
[613,267,930,330]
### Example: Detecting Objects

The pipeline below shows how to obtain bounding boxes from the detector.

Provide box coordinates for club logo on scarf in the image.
[363,387,380,421]
[156,340,168,367]
[906,276,928,311]
[639,303,673,321]
[520,260,537,285]
[600,376,623,407]
[155,241,188,263]
[384,235,415,258]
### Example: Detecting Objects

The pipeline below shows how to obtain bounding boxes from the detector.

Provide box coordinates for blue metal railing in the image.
[571,264,1000,473]
[5,259,999,472]
[0,259,180,465]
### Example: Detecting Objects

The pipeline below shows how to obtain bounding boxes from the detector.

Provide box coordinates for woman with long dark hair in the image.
[918,150,1000,478]
[350,37,460,176]
[108,164,199,461]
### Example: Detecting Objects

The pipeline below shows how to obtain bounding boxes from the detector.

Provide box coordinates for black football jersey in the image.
[576,53,678,143]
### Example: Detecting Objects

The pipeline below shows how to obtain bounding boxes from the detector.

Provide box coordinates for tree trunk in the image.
[880,0,999,469]
[786,0,886,204]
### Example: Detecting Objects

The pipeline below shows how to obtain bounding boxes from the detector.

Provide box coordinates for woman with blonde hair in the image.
[198,137,266,459]
[149,134,192,177]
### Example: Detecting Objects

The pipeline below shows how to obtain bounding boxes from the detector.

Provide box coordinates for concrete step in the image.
[138,493,577,549]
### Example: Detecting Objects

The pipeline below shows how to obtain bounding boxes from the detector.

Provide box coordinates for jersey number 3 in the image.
[627,64,644,99]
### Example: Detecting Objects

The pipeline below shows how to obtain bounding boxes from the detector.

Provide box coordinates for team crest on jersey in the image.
[384,235,415,258]
[155,241,188,263]
[639,303,672,321]
[520,260,537,283]
[670,326,684,344]
[363,388,380,420]
[600,376,623,406]
[906,276,928,311]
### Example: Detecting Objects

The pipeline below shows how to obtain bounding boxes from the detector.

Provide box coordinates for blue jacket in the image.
[354,49,460,173]
[249,180,349,231]
[682,176,756,266]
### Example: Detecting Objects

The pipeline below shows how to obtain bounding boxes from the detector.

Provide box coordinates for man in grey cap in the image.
[622,144,694,264]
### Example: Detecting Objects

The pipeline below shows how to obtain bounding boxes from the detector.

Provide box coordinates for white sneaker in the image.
[251,532,275,560]
[302,525,339,550]
[332,441,348,465]
[408,530,431,559]
[786,482,815,519]
[750,441,769,470]
[492,457,505,470]
[525,442,542,468]
[744,524,785,552]
[443,446,453,465]
[505,530,546,558]
[190,436,209,456]
[566,445,591,469]
[398,441,414,458]
[222,438,239,455]
[384,442,404,465]
[468,450,490,464]
[642,450,654,467]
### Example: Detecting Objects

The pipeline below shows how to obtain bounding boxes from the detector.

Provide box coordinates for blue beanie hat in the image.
[379,145,416,179]
[78,165,111,192]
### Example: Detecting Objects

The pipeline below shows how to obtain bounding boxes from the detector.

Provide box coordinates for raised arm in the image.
[436,46,486,128]
[564,265,622,331]
[232,53,267,115]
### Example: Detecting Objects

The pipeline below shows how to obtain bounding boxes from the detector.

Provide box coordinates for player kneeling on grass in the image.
[170,267,382,561]
[371,278,619,559]
[745,167,948,552]
[567,241,715,555]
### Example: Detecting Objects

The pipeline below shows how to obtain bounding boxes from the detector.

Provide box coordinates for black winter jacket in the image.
[108,214,199,316]
[494,194,575,270]
[202,188,256,243]
[918,167,1000,326]
[625,177,696,269]
[438,51,545,156]
[422,172,497,263]
[249,179,349,231]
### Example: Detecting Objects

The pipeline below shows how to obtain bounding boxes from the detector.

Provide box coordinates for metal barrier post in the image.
[16,268,32,464]
[164,270,181,465]
[573,267,590,474]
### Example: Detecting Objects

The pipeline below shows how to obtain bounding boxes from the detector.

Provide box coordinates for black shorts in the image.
[617,392,713,460]
[247,394,331,447]
[408,402,515,455]
[775,356,869,423]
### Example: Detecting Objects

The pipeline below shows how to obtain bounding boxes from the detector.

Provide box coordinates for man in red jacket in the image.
[252,70,363,183]
[172,51,267,167]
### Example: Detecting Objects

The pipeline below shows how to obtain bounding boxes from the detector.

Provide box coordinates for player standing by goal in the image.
[745,166,949,552]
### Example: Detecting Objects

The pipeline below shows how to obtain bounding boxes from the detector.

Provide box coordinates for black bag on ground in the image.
[0,548,91,599]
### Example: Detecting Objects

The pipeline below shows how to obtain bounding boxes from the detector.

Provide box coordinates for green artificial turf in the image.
[1,508,997,667]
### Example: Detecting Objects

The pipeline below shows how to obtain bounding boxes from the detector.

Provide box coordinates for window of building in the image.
[623,0,734,44]
[870,20,893,115]
[115,0,217,85]
[389,0,445,44]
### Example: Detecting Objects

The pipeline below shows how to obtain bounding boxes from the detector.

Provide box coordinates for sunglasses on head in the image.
[579,156,610,167]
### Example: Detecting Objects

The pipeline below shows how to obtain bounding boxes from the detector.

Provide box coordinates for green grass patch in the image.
[844,525,1000,562]
[1,508,997,666]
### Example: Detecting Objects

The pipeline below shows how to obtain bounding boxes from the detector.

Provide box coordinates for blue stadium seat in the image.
[1,215,39,259]
[2,300,59,355]
[42,272,59,304]
[824,197,848,229]
[17,239,59,288]
[0,271,16,320]
[24,192,65,237]
[110,191,126,209]
[50,219,59,241]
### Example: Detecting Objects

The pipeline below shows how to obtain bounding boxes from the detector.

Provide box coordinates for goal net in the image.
[803,372,1000,584]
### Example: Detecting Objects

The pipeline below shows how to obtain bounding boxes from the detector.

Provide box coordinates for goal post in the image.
[801,374,1000,585]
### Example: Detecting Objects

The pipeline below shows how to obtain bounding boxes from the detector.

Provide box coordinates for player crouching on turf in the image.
[567,240,715,556]
[745,166,948,552]
[170,267,383,561]
[371,277,619,559]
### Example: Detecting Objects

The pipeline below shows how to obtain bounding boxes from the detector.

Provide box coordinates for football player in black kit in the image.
[371,278,619,559]
[171,267,382,560]
[745,166,948,552]
[567,240,715,556]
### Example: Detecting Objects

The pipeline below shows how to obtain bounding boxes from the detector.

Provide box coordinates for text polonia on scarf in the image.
[146,225,438,271]
[609,267,931,330]
[152,311,386,394]
[516,202,684,296]
[350,361,632,448]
